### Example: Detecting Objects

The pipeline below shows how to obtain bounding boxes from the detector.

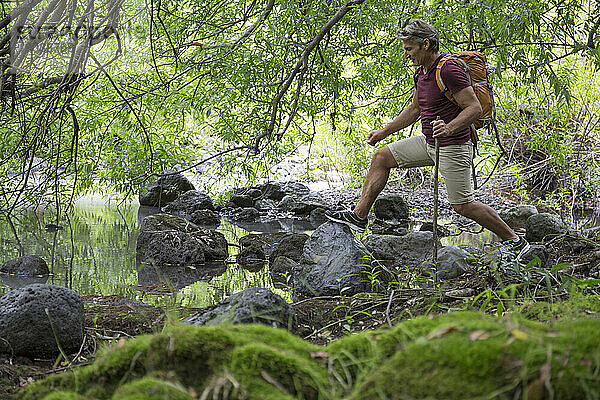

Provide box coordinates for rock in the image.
[419,222,450,237]
[247,188,263,199]
[190,209,221,226]
[139,172,195,207]
[373,194,409,221]
[369,220,409,236]
[239,233,290,260]
[525,213,568,242]
[436,246,477,280]
[520,244,549,268]
[236,244,266,272]
[270,256,298,287]
[230,194,255,208]
[0,284,84,358]
[183,287,297,332]
[364,232,437,270]
[310,207,328,226]
[0,255,49,276]
[229,207,260,222]
[163,190,215,220]
[136,214,228,268]
[255,198,277,211]
[500,205,538,230]
[294,222,371,297]
[277,192,329,215]
[268,233,309,263]
[258,181,310,201]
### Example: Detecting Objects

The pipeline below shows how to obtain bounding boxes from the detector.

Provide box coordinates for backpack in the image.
[435,51,495,131]
[435,51,506,189]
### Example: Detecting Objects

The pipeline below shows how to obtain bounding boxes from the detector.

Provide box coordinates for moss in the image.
[40,392,88,400]
[111,377,193,400]
[17,313,600,400]
[519,291,600,322]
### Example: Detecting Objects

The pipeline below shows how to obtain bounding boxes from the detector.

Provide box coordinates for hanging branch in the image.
[253,0,367,153]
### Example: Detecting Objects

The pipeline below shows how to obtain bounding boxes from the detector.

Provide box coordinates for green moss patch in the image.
[17,312,600,400]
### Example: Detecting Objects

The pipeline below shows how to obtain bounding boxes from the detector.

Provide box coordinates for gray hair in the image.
[397,19,439,52]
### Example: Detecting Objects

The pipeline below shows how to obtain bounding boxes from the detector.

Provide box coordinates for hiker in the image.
[326,19,530,259]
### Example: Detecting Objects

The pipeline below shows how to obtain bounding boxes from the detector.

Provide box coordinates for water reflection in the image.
[0,273,49,288]
[0,200,298,307]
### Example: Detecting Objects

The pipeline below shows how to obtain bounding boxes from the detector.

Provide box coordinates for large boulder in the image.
[364,232,437,270]
[0,255,49,276]
[136,214,228,268]
[500,205,538,230]
[183,287,297,332]
[268,233,309,263]
[373,194,410,221]
[294,222,371,297]
[163,190,215,220]
[525,213,568,243]
[138,172,195,207]
[0,284,84,358]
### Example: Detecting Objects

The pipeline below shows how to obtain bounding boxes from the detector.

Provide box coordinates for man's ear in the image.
[424,38,430,50]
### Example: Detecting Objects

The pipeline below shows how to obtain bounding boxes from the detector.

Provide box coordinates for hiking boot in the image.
[502,236,531,262]
[325,210,368,232]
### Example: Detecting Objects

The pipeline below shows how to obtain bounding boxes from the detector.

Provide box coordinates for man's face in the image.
[402,39,427,66]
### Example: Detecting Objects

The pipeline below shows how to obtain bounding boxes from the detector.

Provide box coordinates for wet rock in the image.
[294,222,371,297]
[525,213,568,243]
[0,284,84,358]
[0,255,49,276]
[500,205,538,230]
[269,233,309,263]
[278,192,329,215]
[419,222,450,237]
[373,194,409,221]
[247,188,263,199]
[237,244,266,272]
[239,233,290,259]
[370,220,409,236]
[190,209,221,226]
[520,244,549,268]
[364,232,437,270]
[230,207,260,222]
[255,198,277,211]
[230,194,255,208]
[138,262,226,290]
[183,287,297,332]
[163,190,215,220]
[136,214,228,268]
[257,181,310,201]
[436,246,478,280]
[270,256,298,287]
[310,207,328,226]
[139,172,195,207]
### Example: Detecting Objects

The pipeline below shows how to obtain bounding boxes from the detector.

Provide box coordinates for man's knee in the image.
[451,202,474,216]
[371,146,397,169]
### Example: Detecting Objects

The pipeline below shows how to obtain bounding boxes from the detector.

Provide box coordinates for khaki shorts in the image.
[387,136,474,205]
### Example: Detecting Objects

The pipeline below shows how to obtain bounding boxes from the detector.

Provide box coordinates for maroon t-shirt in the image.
[415,54,472,146]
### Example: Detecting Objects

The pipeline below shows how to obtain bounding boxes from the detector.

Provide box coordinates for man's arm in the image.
[432,86,482,138]
[367,90,420,146]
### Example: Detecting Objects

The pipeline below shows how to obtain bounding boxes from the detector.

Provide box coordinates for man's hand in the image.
[432,118,452,138]
[367,129,387,146]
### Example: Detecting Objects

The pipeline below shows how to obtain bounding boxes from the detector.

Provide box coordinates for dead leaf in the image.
[426,326,458,340]
[468,330,491,341]
[19,377,34,387]
[117,337,126,348]
[309,351,329,360]
[511,329,528,341]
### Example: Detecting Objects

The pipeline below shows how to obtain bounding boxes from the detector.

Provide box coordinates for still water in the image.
[0,198,304,308]
[0,196,500,308]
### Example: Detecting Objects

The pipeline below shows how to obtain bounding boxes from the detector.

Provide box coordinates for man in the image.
[326,19,530,259]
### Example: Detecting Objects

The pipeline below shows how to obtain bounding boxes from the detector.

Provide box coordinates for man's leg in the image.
[353,146,398,219]
[452,201,517,241]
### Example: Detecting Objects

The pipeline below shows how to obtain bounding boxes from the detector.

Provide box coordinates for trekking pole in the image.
[433,120,440,284]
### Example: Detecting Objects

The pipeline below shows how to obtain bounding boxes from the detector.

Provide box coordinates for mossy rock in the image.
[18,324,326,400]
[18,313,600,400]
